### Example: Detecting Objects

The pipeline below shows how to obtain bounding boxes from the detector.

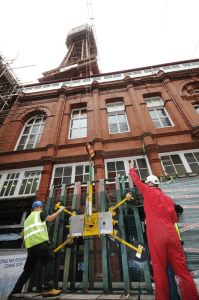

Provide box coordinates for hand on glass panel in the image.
[129,159,134,169]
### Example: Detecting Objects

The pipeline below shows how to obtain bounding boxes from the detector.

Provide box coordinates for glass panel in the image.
[175,165,186,174]
[72,110,79,118]
[195,106,199,113]
[157,109,166,117]
[171,155,183,164]
[110,124,118,133]
[80,118,87,127]
[24,179,33,194]
[189,163,199,172]
[107,162,116,172]
[31,178,39,193]
[184,153,196,163]
[23,127,31,134]
[81,109,87,117]
[115,103,124,111]
[24,172,30,178]
[194,90,199,94]
[19,179,27,195]
[153,119,161,128]
[117,170,126,177]
[35,118,42,123]
[79,128,87,137]
[139,169,150,179]
[0,182,8,196]
[149,110,156,118]
[63,177,71,184]
[39,125,44,132]
[161,118,172,127]
[108,115,117,123]
[17,145,24,150]
[119,123,128,132]
[161,156,172,166]
[116,161,125,171]
[85,165,89,173]
[118,114,126,122]
[19,136,27,145]
[27,119,34,124]
[107,104,115,112]
[75,175,83,182]
[145,100,153,107]
[43,116,46,122]
[9,180,18,196]
[164,166,176,175]
[28,135,36,144]
[26,144,34,149]
[71,119,79,128]
[84,174,89,182]
[31,125,40,133]
[152,98,162,106]
[36,134,41,144]
[194,152,199,162]
[16,173,20,179]
[4,181,13,196]
[6,174,11,179]
[76,166,83,175]
[70,129,78,138]
[11,173,15,179]
[63,167,72,176]
[30,172,36,177]
[137,159,147,168]
[108,172,116,179]
[53,178,62,185]
[55,168,63,177]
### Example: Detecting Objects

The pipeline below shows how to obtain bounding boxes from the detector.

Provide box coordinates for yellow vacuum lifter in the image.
[53,184,149,262]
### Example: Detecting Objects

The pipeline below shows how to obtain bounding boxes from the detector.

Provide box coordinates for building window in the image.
[69,108,87,139]
[107,102,130,134]
[184,152,199,172]
[160,155,186,175]
[145,97,173,128]
[193,89,199,94]
[0,168,42,198]
[193,104,199,113]
[52,163,90,185]
[105,156,151,180]
[16,115,46,150]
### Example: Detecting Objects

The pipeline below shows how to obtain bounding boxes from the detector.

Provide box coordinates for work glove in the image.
[58,206,65,213]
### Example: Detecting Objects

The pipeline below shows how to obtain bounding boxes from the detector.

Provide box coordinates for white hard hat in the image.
[145,175,159,185]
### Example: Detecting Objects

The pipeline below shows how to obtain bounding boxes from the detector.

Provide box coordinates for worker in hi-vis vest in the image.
[127,159,199,300]
[8,200,65,300]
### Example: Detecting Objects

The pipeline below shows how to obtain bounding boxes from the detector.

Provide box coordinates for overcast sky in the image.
[1,0,199,85]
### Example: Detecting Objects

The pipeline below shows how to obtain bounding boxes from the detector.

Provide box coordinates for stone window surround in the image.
[0,166,43,199]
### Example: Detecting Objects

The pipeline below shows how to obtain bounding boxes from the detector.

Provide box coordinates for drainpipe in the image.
[151,67,199,141]
[46,91,67,199]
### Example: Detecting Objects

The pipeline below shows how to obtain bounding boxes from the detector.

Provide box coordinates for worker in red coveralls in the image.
[128,159,199,300]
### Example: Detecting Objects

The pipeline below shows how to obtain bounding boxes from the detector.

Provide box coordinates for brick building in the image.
[1,24,199,291]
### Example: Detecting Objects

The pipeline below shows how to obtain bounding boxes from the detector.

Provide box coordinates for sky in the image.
[1,0,199,85]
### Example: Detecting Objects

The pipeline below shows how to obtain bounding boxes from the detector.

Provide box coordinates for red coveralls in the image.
[129,168,199,300]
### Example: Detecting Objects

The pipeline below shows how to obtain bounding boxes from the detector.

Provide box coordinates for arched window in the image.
[193,89,199,94]
[15,115,46,150]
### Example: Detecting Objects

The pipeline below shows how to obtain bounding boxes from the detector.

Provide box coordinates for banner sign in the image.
[179,223,199,233]
[184,248,199,253]
[0,253,27,299]
[162,188,199,192]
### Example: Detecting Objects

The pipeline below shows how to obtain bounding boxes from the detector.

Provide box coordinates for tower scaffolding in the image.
[0,51,22,127]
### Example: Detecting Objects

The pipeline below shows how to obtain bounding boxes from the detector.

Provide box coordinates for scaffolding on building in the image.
[0,51,22,128]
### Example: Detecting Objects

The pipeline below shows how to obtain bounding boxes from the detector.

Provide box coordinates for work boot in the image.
[42,289,61,298]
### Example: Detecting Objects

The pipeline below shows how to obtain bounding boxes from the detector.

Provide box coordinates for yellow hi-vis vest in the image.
[24,211,49,249]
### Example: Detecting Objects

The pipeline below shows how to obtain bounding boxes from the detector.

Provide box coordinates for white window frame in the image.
[159,149,199,175]
[51,161,92,187]
[193,104,199,114]
[0,166,43,199]
[104,155,152,182]
[193,89,199,95]
[15,115,46,151]
[145,96,174,129]
[107,101,130,134]
[69,108,87,139]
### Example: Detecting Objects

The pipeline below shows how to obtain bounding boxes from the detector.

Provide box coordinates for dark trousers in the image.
[168,263,181,300]
[11,241,55,294]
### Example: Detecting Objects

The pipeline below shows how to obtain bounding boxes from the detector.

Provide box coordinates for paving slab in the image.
[59,295,101,299]
[98,295,121,299]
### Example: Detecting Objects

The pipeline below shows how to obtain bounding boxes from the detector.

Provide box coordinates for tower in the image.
[38,24,99,82]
